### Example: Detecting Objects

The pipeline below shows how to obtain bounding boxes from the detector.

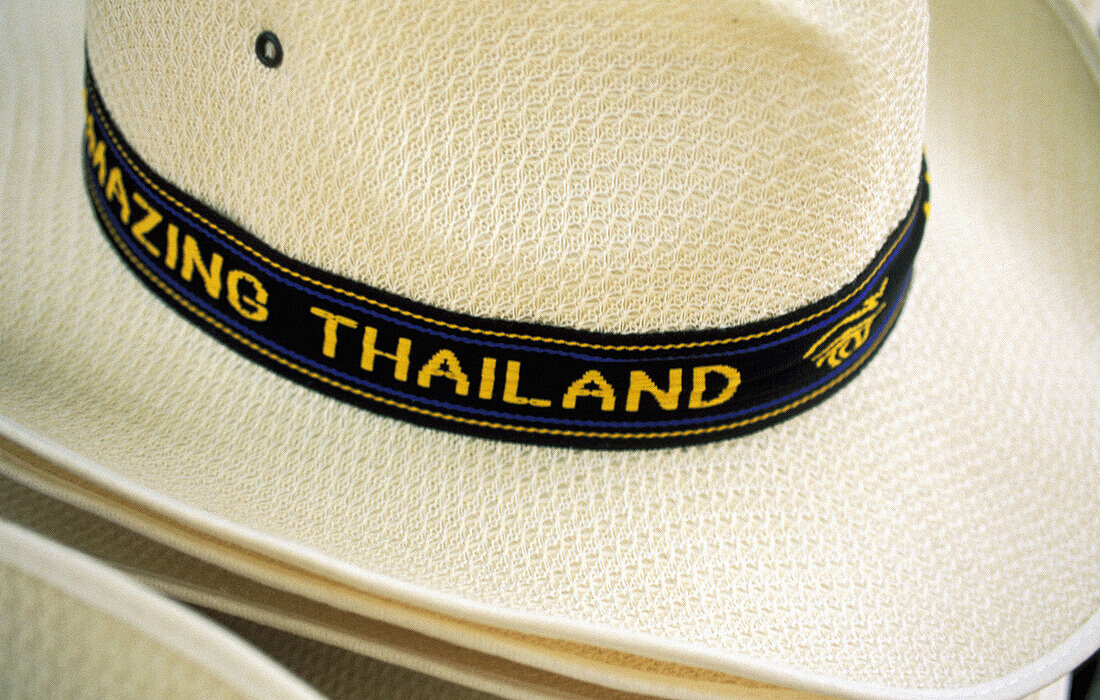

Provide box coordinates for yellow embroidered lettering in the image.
[562,370,616,412]
[105,167,131,224]
[688,365,741,409]
[625,369,682,412]
[417,350,470,396]
[502,361,552,407]
[90,140,108,186]
[180,234,224,299]
[226,270,269,322]
[309,307,358,358]
[85,112,96,157]
[478,357,497,400]
[164,224,180,269]
[129,192,163,257]
[361,326,412,382]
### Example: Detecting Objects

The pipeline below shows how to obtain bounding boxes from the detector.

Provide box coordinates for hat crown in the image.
[86,0,927,333]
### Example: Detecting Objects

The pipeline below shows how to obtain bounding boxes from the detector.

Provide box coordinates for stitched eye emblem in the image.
[255,31,283,68]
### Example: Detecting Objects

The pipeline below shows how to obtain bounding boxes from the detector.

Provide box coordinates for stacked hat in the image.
[1,0,1098,697]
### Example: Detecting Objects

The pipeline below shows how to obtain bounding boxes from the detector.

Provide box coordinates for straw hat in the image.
[0,518,321,699]
[1,0,1097,697]
[0,511,512,699]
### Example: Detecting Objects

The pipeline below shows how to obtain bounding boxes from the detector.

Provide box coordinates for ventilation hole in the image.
[255,31,283,68]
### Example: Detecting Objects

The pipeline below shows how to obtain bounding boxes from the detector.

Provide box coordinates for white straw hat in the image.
[0,456,1077,700]
[0,509,509,700]
[0,517,322,699]
[1,0,1097,698]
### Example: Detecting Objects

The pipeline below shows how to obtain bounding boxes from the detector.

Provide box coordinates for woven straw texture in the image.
[0,472,1081,699]
[0,474,1081,699]
[2,567,249,700]
[84,0,925,333]
[0,0,1097,696]
[0,467,827,699]
[207,611,499,700]
[1,567,249,699]
[0,520,320,700]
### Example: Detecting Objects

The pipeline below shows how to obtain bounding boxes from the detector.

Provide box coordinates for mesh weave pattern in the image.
[0,564,252,699]
[1,0,1097,694]
[86,0,925,332]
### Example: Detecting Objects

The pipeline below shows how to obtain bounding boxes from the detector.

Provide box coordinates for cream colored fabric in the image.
[0,1,1098,699]
[0,469,1077,700]
[205,612,501,700]
[84,0,925,333]
[1,568,248,700]
[1025,677,1070,700]
[0,457,828,700]
[0,471,1079,700]
[1076,0,1100,28]
[206,613,1067,700]
[0,519,322,700]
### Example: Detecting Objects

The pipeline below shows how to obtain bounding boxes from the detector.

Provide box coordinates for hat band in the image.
[82,60,927,450]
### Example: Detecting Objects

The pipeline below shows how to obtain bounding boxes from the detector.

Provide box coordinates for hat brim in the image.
[0,464,826,699]
[0,516,323,699]
[2,0,1098,698]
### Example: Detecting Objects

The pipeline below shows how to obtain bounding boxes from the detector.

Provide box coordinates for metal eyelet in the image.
[255,31,283,68]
